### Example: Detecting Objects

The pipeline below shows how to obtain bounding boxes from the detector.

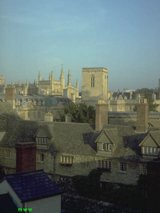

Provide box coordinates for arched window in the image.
[91,74,95,88]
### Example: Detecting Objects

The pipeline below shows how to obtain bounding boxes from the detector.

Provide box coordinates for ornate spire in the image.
[38,71,41,82]
[50,71,54,81]
[67,69,71,86]
[76,80,79,89]
[60,64,64,80]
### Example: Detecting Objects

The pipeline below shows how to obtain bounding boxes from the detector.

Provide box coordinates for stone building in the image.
[36,69,79,102]
[0,75,5,86]
[0,170,61,213]
[81,67,108,105]
[1,99,160,186]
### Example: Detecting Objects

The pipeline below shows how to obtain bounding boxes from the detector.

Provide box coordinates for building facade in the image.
[82,67,108,105]
[36,69,79,102]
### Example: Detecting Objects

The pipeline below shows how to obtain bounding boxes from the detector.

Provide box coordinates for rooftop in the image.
[6,170,61,202]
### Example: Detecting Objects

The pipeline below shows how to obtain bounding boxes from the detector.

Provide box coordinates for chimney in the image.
[136,98,148,133]
[16,142,36,173]
[95,100,108,131]
[44,112,53,122]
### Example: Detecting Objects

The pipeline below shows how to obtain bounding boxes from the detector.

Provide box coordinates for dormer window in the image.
[103,143,112,152]
[60,155,74,166]
[142,146,159,156]
[97,142,113,152]
[36,137,48,145]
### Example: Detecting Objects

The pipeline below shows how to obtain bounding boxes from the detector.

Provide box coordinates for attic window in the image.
[103,143,112,152]
[36,137,48,145]
[142,146,159,156]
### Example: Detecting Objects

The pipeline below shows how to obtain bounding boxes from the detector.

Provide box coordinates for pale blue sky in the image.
[0,0,160,90]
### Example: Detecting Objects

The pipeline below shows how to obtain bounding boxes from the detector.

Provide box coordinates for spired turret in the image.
[38,71,41,82]
[60,65,65,89]
[50,71,54,93]
[75,80,79,89]
[67,70,71,86]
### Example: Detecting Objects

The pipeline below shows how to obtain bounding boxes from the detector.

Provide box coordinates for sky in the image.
[0,0,160,91]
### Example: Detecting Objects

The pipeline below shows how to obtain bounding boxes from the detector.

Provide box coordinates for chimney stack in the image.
[44,112,53,122]
[95,100,108,131]
[16,142,36,173]
[136,98,148,133]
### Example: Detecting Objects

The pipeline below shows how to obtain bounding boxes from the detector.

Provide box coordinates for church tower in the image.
[81,67,108,105]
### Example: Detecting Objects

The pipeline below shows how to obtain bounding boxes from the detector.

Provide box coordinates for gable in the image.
[140,135,159,148]
[95,131,112,144]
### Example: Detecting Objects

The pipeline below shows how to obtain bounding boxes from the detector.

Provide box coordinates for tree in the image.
[62,102,95,125]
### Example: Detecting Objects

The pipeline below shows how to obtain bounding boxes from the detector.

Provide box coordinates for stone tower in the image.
[82,67,108,105]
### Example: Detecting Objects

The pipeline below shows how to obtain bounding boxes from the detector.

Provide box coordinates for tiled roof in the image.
[0,119,38,147]
[102,125,145,159]
[47,122,96,155]
[6,170,61,202]
[150,130,160,146]
[0,193,17,213]
[139,130,160,147]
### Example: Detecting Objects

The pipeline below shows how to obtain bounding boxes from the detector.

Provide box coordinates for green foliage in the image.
[63,103,95,125]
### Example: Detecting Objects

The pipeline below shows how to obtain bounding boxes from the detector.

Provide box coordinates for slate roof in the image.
[139,130,160,147]
[5,170,61,202]
[0,193,17,213]
[149,119,160,129]
[46,122,97,155]
[48,122,95,155]
[0,119,38,147]
[100,125,145,160]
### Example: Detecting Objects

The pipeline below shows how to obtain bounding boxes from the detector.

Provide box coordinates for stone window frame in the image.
[60,155,74,166]
[120,162,127,173]
[142,146,160,156]
[36,137,48,145]
[103,143,112,152]
[91,74,95,88]
[98,160,112,171]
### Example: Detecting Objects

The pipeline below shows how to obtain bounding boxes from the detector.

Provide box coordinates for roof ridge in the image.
[6,169,44,177]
